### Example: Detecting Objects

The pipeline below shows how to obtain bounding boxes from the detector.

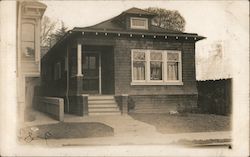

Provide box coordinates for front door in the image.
[82,52,100,94]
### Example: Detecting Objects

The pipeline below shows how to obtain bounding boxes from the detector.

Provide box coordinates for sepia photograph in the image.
[0,0,249,156]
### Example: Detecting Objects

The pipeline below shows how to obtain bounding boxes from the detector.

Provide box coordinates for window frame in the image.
[54,62,61,80]
[21,22,36,59]
[130,17,148,30]
[131,49,183,85]
[131,50,146,82]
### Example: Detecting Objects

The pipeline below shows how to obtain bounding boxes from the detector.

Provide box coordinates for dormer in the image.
[112,7,156,31]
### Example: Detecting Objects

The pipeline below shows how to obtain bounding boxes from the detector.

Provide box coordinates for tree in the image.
[49,21,68,47]
[145,7,186,32]
[40,16,57,47]
[40,17,68,56]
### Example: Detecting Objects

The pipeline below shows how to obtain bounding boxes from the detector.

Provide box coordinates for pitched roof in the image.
[122,7,156,16]
[72,7,199,36]
[44,7,205,58]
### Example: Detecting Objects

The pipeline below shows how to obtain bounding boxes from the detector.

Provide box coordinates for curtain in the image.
[133,61,145,80]
[167,62,178,80]
[150,62,162,80]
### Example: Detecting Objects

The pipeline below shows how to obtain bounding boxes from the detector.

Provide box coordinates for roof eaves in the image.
[72,28,205,39]
[42,30,74,59]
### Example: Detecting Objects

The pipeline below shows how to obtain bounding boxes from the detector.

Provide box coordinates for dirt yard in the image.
[130,113,231,134]
[20,122,114,141]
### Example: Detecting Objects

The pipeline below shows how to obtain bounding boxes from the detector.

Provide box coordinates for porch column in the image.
[77,43,83,76]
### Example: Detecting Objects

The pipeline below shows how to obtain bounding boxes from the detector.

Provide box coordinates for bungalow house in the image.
[41,7,205,116]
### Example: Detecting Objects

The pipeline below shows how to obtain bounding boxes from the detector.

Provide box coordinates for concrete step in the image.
[88,104,118,108]
[88,95,121,116]
[88,100,116,104]
[88,107,120,112]
[88,95,114,100]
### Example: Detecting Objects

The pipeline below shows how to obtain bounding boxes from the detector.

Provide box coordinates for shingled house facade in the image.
[41,8,205,116]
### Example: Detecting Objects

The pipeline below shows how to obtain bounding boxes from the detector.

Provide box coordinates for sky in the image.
[41,0,249,80]
[41,0,248,42]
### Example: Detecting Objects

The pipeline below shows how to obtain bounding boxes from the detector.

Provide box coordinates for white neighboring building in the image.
[196,40,232,81]
[16,0,46,123]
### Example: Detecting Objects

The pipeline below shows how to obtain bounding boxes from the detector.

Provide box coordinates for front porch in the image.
[68,44,115,95]
[63,43,124,116]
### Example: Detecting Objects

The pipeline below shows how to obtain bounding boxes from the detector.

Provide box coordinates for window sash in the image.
[130,17,148,30]
[131,49,182,84]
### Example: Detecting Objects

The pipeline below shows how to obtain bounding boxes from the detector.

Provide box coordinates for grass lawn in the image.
[21,122,114,140]
[130,113,231,134]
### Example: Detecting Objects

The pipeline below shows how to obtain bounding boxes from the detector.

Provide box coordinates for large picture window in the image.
[131,49,182,85]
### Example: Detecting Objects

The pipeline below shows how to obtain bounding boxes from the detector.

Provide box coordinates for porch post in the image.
[77,43,83,76]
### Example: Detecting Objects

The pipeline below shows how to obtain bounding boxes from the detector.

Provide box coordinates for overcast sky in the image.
[41,0,248,42]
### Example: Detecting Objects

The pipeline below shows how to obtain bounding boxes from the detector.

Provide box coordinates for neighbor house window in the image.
[130,17,148,30]
[131,49,182,85]
[54,62,61,80]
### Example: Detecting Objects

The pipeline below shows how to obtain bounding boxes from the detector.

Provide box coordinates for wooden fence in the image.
[197,79,232,115]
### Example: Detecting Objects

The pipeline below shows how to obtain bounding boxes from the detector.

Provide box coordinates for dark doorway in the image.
[82,46,115,95]
[82,52,100,94]
[101,47,114,94]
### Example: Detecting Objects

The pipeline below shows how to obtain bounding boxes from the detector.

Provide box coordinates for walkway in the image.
[20,112,231,147]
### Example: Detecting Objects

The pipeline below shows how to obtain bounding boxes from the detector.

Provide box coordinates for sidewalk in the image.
[20,112,231,147]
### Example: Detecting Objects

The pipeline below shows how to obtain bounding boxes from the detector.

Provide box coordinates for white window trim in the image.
[21,19,40,63]
[130,17,148,30]
[131,49,183,86]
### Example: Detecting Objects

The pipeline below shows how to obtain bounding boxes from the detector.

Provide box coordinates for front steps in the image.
[88,95,121,116]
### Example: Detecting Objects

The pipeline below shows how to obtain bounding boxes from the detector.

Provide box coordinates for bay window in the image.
[21,23,35,59]
[131,49,182,85]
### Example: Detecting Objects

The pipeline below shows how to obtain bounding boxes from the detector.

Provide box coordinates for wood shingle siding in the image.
[114,38,197,95]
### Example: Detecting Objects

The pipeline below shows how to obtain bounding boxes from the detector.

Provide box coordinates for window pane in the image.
[89,56,96,69]
[132,19,146,27]
[167,62,178,80]
[21,23,35,42]
[150,61,162,80]
[133,61,145,80]
[150,52,162,60]
[167,53,179,61]
[133,51,145,60]
[21,41,35,58]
